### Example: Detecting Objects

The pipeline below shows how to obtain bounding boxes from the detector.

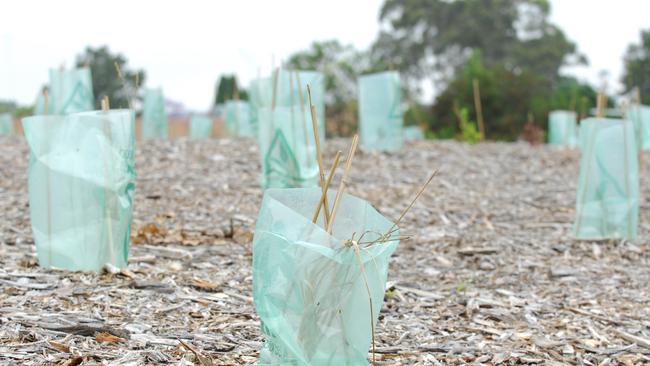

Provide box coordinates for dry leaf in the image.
[132,222,168,244]
[48,340,70,353]
[96,332,126,343]
[191,277,221,291]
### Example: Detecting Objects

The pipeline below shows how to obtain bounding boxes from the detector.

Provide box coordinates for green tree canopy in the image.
[75,46,145,109]
[622,29,650,104]
[373,0,584,87]
[432,52,596,140]
[214,74,248,105]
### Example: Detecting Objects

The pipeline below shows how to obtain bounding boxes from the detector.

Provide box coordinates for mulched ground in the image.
[0,136,649,365]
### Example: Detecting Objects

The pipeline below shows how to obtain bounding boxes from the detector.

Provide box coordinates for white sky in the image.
[0,0,648,111]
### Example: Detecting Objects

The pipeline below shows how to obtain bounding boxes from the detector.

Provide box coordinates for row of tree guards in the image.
[13,65,409,267]
[6,63,646,364]
[548,92,646,241]
[11,64,428,364]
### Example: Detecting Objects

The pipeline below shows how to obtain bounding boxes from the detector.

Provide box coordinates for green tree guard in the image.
[142,88,168,139]
[548,110,578,147]
[22,110,136,271]
[358,71,403,151]
[253,188,399,365]
[573,118,639,239]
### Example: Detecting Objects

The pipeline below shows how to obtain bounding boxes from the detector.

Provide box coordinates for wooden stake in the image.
[312,151,342,224]
[472,79,485,139]
[597,92,606,118]
[43,90,49,115]
[271,68,279,112]
[114,61,135,110]
[327,134,359,233]
[296,72,310,147]
[308,84,331,226]
[307,84,330,227]
[100,100,116,264]
[101,96,110,112]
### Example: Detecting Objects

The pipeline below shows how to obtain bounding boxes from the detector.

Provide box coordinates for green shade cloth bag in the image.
[359,71,403,151]
[258,106,318,188]
[49,68,94,115]
[189,115,213,139]
[626,104,650,150]
[250,70,325,142]
[253,188,399,365]
[548,110,578,147]
[573,118,638,239]
[403,125,424,141]
[142,88,168,139]
[22,110,136,271]
[0,113,13,135]
[224,101,255,137]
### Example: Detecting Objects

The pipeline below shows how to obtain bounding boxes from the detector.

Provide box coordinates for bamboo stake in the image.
[114,62,135,110]
[597,92,606,118]
[289,71,297,151]
[268,68,280,135]
[271,68,279,112]
[101,96,110,111]
[472,79,485,139]
[308,85,331,226]
[312,151,342,224]
[234,78,241,136]
[574,124,597,236]
[384,169,438,238]
[622,114,634,238]
[296,72,310,147]
[100,97,116,265]
[635,87,644,176]
[43,90,49,115]
[327,134,359,233]
[44,88,51,265]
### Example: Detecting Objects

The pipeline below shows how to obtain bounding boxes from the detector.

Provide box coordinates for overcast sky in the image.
[0,0,648,111]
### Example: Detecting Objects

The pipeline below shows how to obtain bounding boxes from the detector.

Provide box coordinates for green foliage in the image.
[214,75,248,105]
[622,29,650,104]
[0,101,16,114]
[0,100,33,118]
[457,107,482,144]
[431,52,597,140]
[373,0,589,140]
[75,46,145,109]
[403,103,430,127]
[374,0,583,83]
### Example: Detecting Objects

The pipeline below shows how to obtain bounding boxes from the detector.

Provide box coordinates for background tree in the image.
[374,0,587,139]
[214,74,248,105]
[76,46,145,109]
[432,52,596,140]
[0,100,33,117]
[622,29,650,104]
